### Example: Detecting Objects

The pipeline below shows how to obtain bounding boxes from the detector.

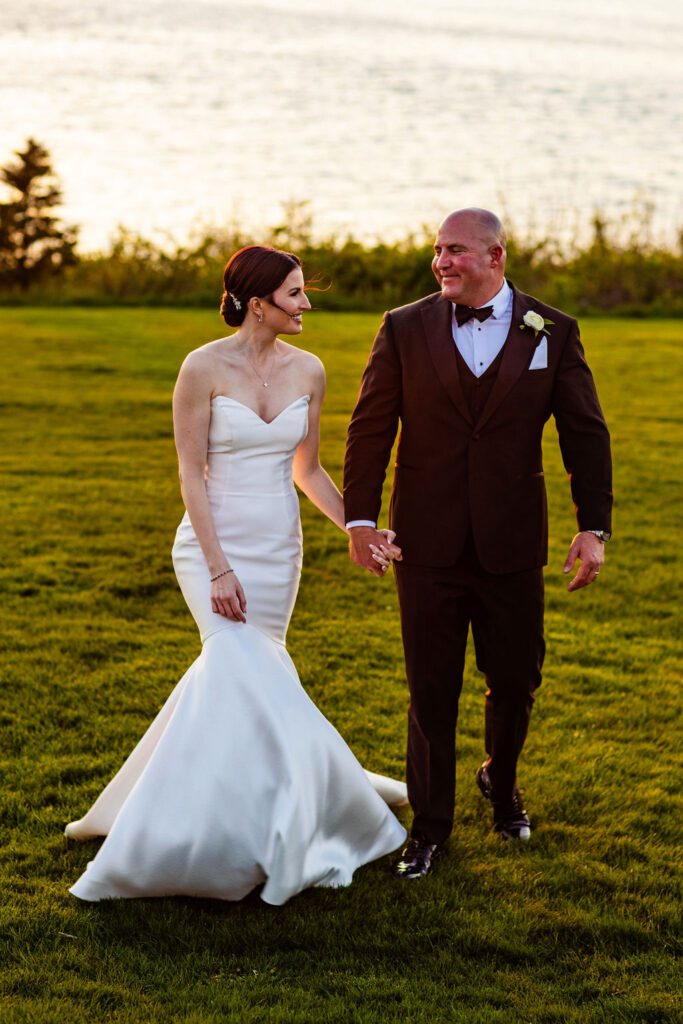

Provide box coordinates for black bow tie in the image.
[454,304,494,327]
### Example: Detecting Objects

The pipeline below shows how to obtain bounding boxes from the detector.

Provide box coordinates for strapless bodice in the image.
[172,394,311,646]
[205,395,310,496]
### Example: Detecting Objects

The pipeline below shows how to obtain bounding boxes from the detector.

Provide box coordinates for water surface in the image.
[1,0,680,248]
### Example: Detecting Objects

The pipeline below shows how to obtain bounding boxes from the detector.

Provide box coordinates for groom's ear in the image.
[489,244,504,268]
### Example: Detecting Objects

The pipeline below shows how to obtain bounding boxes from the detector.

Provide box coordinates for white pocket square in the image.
[528,336,547,370]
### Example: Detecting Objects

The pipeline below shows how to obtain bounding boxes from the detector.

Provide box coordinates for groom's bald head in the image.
[439,208,507,252]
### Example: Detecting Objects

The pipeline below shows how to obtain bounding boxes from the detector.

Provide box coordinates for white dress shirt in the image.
[452,279,513,378]
[346,280,513,530]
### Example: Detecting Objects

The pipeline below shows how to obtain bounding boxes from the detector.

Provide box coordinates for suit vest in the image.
[449,342,506,564]
[453,340,506,422]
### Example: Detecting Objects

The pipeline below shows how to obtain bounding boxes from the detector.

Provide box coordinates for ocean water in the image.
[1,0,681,250]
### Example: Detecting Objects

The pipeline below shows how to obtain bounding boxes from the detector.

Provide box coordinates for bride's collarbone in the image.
[209,351,312,418]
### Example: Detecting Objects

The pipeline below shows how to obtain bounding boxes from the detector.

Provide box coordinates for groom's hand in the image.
[348,526,402,578]
[563,532,605,591]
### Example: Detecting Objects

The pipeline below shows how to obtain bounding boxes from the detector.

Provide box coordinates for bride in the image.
[65,245,407,905]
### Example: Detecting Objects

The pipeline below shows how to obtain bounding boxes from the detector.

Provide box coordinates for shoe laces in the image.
[510,788,525,816]
[495,787,528,825]
[403,837,427,856]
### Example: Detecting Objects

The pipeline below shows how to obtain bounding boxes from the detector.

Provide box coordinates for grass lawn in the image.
[1,308,681,1023]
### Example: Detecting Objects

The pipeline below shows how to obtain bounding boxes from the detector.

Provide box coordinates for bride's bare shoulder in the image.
[174,340,232,403]
[279,340,324,374]
[178,337,231,375]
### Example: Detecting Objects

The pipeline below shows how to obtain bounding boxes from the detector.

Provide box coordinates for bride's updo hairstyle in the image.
[220,245,302,327]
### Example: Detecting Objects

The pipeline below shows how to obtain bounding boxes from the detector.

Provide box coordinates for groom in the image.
[343,208,612,878]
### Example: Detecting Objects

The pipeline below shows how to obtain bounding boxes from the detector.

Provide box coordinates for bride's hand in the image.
[370,529,403,575]
[378,529,402,557]
[211,572,247,622]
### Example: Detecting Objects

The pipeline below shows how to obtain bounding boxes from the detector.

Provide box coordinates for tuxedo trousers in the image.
[394,541,545,844]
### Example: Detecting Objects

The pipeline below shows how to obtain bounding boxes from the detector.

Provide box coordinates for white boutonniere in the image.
[520,310,553,338]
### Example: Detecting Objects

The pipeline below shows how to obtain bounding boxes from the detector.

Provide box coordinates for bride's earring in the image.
[258,313,264,323]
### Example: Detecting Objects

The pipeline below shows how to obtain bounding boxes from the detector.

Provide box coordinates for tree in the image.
[0,138,78,290]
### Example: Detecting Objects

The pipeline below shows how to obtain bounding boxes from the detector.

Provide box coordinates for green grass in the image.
[1,308,681,1023]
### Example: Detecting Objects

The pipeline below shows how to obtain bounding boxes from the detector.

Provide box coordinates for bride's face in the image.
[268,268,311,334]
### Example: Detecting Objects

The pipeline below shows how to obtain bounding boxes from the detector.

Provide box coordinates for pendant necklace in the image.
[247,345,277,388]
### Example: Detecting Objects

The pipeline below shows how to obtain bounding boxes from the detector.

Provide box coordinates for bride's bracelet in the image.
[210,568,235,582]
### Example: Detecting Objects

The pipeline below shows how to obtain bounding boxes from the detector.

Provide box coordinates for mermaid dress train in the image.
[67,395,406,905]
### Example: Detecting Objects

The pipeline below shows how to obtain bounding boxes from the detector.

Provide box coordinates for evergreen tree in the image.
[0,138,78,290]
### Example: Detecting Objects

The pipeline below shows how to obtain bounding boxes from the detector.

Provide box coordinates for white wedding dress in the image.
[66,394,406,905]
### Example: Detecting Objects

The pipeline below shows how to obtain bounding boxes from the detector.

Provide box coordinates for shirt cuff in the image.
[345,520,377,530]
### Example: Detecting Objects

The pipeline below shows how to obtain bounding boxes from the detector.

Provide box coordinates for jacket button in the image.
[473,432,480,440]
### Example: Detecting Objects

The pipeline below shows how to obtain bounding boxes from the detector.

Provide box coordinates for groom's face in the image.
[432,215,498,306]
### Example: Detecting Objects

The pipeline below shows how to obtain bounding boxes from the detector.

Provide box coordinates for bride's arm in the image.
[172,354,247,621]
[292,360,347,530]
[292,361,397,573]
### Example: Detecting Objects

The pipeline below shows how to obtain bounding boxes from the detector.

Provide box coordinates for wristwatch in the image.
[584,529,611,542]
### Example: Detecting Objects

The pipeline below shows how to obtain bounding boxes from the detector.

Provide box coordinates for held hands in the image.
[348,526,403,578]
[563,532,605,592]
[211,570,247,622]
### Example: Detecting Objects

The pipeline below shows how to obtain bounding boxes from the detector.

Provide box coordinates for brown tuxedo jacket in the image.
[343,284,612,572]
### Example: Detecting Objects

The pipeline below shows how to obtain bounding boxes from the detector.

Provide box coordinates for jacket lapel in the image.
[421,295,473,426]
[475,286,541,431]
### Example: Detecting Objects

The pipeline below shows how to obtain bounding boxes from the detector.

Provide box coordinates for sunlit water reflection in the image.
[1,0,680,249]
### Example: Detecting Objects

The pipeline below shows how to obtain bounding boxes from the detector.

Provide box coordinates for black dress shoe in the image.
[475,762,494,800]
[492,792,531,840]
[392,837,442,879]
[476,762,531,841]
